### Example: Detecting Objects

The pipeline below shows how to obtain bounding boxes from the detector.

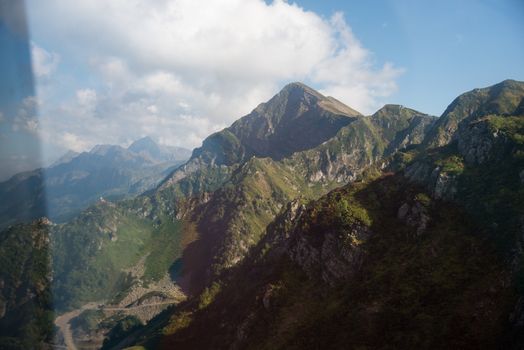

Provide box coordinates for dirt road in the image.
[54,302,100,350]
[54,301,177,349]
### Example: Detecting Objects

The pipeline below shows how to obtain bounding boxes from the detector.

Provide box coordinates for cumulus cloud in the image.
[12,96,40,135]
[76,89,97,108]
[59,132,90,152]
[31,42,60,78]
[27,0,403,153]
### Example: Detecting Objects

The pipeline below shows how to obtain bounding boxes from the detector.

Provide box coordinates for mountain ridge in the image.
[150,83,436,293]
[173,82,360,182]
[117,79,524,349]
[1,80,523,349]
[424,79,524,148]
[0,137,191,228]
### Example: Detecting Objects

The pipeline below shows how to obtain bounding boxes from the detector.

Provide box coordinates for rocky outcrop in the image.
[404,163,458,201]
[288,222,372,285]
[457,120,500,164]
[397,201,430,236]
[261,199,306,259]
[432,169,458,200]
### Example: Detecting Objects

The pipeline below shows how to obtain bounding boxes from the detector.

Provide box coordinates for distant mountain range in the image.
[0,137,191,227]
[1,80,523,349]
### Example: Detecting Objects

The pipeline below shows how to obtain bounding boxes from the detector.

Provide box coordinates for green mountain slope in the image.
[50,199,189,311]
[0,219,54,349]
[1,82,435,322]
[151,85,435,294]
[4,80,523,349]
[424,79,524,148]
[144,174,515,349]
[117,80,524,349]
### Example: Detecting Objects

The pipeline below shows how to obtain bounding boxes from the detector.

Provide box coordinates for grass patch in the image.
[143,215,183,282]
[435,154,465,174]
[487,115,524,145]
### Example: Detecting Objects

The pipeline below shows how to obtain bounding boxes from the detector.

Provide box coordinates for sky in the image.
[0,0,523,179]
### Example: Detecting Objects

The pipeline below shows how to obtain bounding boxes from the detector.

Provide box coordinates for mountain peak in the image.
[373,104,429,119]
[496,79,522,88]
[424,79,524,148]
[188,82,362,166]
[90,144,123,156]
[128,136,159,153]
[280,82,324,99]
[264,82,361,118]
[378,104,404,111]
[128,136,191,162]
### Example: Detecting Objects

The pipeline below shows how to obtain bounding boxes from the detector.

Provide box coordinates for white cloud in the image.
[27,0,403,153]
[31,42,60,78]
[12,96,40,135]
[76,89,97,108]
[147,105,159,114]
[60,132,90,152]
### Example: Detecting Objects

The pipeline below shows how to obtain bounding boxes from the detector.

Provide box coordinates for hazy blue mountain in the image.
[0,138,190,228]
[128,136,192,162]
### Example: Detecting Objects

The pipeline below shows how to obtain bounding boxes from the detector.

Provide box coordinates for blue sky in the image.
[297,0,524,115]
[1,0,523,179]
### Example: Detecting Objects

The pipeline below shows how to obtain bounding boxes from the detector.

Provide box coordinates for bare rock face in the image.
[288,223,372,285]
[397,201,430,236]
[404,163,457,201]
[457,122,497,164]
[262,199,306,259]
[404,161,432,184]
[455,117,513,166]
[432,169,458,200]
[174,191,212,220]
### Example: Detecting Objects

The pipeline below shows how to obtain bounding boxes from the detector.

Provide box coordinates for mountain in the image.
[424,79,524,148]
[128,136,192,162]
[51,150,79,167]
[189,82,360,167]
[1,80,523,349]
[0,138,190,228]
[160,83,433,192]
[114,80,523,349]
[90,80,520,349]
[147,175,514,349]
[152,85,435,292]
[0,82,435,330]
